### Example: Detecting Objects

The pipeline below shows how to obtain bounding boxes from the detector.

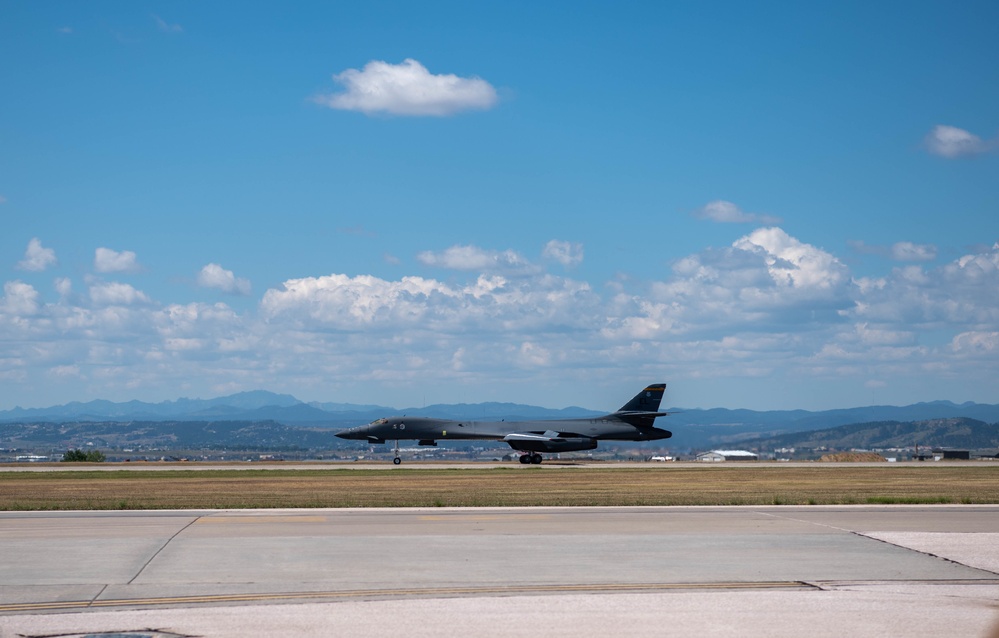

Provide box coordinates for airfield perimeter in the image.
[1,461,998,509]
[2,463,999,638]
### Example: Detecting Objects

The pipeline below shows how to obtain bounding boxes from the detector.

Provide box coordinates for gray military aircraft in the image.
[336,383,671,464]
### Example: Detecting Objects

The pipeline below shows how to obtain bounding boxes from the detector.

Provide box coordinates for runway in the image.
[1,506,998,637]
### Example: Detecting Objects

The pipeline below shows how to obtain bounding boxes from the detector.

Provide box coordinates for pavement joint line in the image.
[750,509,857,533]
[90,584,109,609]
[127,516,201,585]
[852,532,999,577]
[0,581,819,613]
[737,510,999,578]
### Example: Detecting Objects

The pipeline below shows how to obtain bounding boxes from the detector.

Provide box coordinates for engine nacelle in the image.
[641,428,672,440]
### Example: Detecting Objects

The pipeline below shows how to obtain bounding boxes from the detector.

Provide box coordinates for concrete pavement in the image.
[1,506,998,637]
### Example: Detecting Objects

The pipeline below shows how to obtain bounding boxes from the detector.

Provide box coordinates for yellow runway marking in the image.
[0,582,816,614]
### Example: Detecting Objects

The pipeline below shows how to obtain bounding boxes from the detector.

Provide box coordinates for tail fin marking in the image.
[617,383,666,413]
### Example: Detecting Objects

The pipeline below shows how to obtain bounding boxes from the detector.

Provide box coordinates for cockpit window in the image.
[370,418,388,426]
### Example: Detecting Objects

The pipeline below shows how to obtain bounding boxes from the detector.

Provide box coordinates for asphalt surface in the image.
[1,506,998,637]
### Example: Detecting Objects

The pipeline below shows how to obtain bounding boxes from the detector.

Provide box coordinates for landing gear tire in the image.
[519,454,530,464]
[393,457,401,465]
[530,454,543,464]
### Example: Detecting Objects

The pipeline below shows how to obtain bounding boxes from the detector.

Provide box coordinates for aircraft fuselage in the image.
[335,383,672,462]
[337,415,672,446]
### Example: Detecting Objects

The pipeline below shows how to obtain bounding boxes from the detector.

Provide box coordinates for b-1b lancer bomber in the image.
[336,383,672,464]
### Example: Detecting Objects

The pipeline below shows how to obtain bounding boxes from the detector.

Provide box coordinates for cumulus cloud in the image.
[94,247,140,273]
[733,227,848,292]
[54,278,72,297]
[16,238,57,272]
[849,243,999,326]
[694,200,781,225]
[3,231,999,410]
[542,240,584,267]
[197,263,251,296]
[417,245,535,273]
[2,281,40,315]
[951,331,999,356]
[647,227,852,340]
[88,281,151,306]
[924,125,994,158]
[260,271,598,336]
[314,58,498,117]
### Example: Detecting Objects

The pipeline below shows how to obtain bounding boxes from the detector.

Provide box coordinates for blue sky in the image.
[2,1,998,412]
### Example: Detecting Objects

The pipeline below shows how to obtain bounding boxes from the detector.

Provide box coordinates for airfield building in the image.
[697,450,759,462]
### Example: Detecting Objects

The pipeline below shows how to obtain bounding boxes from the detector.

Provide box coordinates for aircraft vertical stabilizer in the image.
[616,383,666,413]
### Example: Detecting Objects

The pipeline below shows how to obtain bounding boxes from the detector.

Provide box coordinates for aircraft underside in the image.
[504,436,599,454]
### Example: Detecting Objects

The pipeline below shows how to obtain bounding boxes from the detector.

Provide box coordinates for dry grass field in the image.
[2,463,998,510]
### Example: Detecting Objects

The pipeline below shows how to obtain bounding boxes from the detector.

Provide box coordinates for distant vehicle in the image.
[649,456,669,462]
[336,384,672,464]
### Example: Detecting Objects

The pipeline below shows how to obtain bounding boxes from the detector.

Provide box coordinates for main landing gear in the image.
[519,453,543,465]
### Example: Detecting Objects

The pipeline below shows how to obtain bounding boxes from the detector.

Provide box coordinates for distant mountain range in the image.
[1,420,337,452]
[0,391,602,427]
[2,391,998,450]
[747,417,999,452]
[666,402,999,448]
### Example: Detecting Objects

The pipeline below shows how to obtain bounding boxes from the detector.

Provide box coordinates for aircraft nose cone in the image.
[335,428,362,440]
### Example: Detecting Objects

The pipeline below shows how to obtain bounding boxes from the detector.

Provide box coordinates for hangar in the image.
[697,450,759,462]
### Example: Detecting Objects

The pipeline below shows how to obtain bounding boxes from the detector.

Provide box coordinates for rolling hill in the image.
[746,417,999,451]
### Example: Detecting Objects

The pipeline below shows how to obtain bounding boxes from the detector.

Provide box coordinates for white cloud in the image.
[733,227,849,292]
[645,227,853,342]
[54,277,72,298]
[517,342,553,367]
[94,247,140,273]
[2,281,40,315]
[261,270,598,335]
[88,281,151,306]
[3,231,999,410]
[924,124,993,158]
[314,59,498,117]
[49,365,81,378]
[848,243,999,326]
[197,263,251,296]
[153,15,183,33]
[694,200,782,225]
[542,240,584,267]
[417,245,535,273]
[16,238,57,272]
[850,240,938,262]
[951,331,999,357]
[890,241,937,262]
